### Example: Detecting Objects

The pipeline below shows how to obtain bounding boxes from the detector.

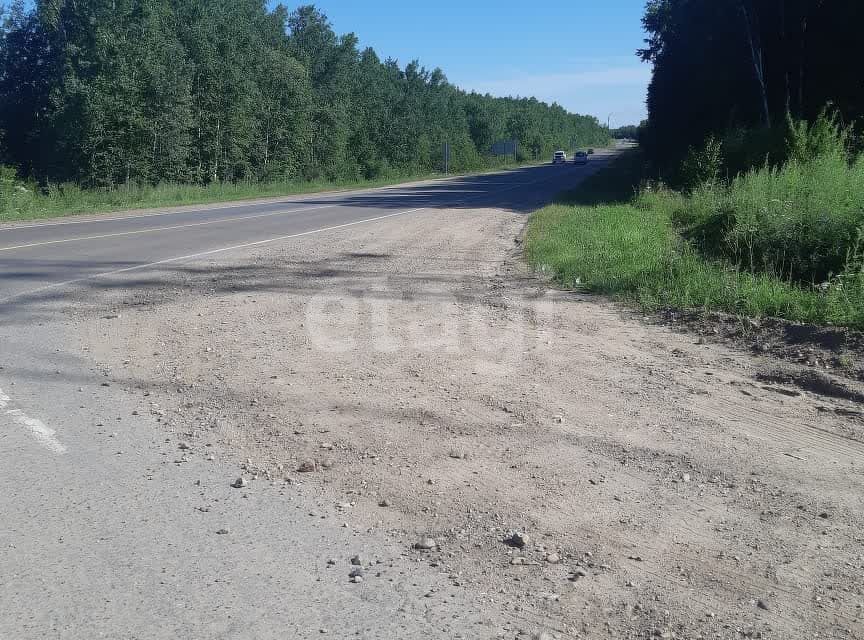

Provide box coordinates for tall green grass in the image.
[526,148,864,330]
[672,153,864,283]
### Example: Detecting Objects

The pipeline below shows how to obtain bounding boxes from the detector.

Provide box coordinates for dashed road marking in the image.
[0,387,67,454]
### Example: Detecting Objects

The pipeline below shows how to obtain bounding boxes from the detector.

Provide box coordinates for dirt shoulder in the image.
[85,201,864,639]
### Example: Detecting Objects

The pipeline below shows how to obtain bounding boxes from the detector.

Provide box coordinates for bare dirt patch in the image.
[86,205,864,639]
[655,309,864,383]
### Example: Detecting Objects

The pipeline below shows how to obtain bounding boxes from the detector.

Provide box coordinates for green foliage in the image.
[825,236,864,329]
[0,164,17,213]
[666,112,864,284]
[611,124,640,140]
[665,110,854,190]
[0,167,497,223]
[659,110,864,326]
[785,109,850,164]
[640,0,864,175]
[717,125,787,178]
[526,152,864,331]
[680,136,724,189]
[0,2,610,193]
[0,164,16,190]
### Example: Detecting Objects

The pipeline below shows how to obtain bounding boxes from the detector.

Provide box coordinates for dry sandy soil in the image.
[79,201,864,639]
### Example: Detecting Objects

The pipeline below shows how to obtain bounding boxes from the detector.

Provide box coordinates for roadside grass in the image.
[525,151,864,329]
[0,160,532,224]
[673,152,864,283]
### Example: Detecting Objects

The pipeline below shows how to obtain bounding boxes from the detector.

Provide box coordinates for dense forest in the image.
[640,0,864,173]
[611,124,641,140]
[0,1,609,189]
[601,0,864,330]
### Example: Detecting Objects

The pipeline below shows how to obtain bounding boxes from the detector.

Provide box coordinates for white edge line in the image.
[0,203,336,252]
[0,207,428,305]
[5,410,67,454]
[0,158,609,305]
[0,386,67,454]
[0,167,533,232]
[0,185,404,231]
[0,194,328,231]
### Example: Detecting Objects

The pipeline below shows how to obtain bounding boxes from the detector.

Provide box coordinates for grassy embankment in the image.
[525,149,864,330]
[0,159,532,224]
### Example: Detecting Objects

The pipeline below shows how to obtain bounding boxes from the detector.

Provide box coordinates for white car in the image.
[552,151,567,164]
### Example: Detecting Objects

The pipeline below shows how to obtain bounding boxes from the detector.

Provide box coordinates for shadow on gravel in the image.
[0,160,615,324]
[344,252,392,259]
[756,369,864,404]
[0,253,513,327]
[0,258,141,282]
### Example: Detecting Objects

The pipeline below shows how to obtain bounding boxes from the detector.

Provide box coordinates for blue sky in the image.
[276,1,651,127]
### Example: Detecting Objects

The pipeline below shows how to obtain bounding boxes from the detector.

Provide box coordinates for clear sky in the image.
[275,1,651,127]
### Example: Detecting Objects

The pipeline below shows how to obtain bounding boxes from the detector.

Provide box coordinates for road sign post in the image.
[491,140,518,163]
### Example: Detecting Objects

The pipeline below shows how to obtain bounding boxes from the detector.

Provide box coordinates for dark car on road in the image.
[573,151,589,165]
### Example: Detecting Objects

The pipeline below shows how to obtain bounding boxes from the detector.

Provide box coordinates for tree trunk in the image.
[780,0,791,115]
[741,1,772,128]
[799,14,807,117]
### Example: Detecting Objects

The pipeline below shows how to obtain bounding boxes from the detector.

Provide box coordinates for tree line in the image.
[611,124,641,140]
[639,0,863,173]
[0,1,610,189]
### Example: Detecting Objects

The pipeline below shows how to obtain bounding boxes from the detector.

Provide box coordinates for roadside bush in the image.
[675,152,864,283]
[720,125,787,177]
[0,164,17,190]
[680,136,724,190]
[670,110,853,188]
[0,164,36,218]
[785,109,850,164]
[527,165,826,323]
[664,110,864,284]
[527,148,864,331]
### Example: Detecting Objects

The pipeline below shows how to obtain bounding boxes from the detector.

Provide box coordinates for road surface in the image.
[0,162,608,308]
[0,159,616,640]
[2,151,861,639]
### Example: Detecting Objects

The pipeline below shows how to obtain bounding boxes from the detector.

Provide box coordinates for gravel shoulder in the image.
[44,200,864,638]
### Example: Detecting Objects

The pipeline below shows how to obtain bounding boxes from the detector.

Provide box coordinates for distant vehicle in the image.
[552,151,567,164]
[573,151,589,165]
[587,148,595,155]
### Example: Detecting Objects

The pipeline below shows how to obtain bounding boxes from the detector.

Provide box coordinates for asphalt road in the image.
[0,159,610,308]
[0,157,612,640]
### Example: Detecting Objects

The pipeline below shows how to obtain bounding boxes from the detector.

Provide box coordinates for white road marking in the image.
[0,169,510,232]
[0,203,336,252]
[0,387,67,454]
[0,160,606,305]
[0,164,555,234]
[0,196,322,231]
[0,164,574,254]
[0,206,429,305]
